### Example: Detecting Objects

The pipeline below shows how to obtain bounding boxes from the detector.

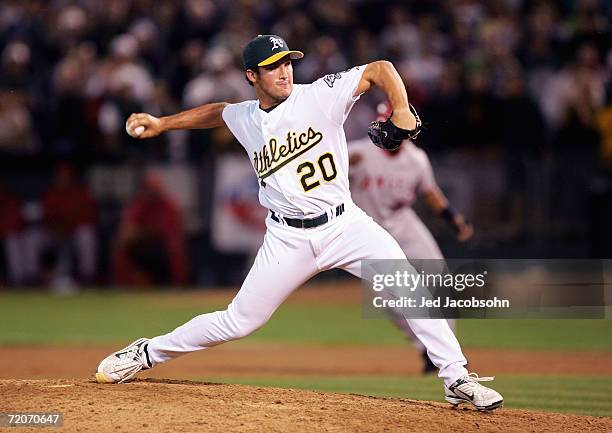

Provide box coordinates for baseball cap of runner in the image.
[242,34,304,71]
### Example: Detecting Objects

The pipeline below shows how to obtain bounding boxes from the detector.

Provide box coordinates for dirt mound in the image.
[1,379,609,433]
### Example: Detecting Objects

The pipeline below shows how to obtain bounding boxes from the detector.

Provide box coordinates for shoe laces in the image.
[465,372,495,383]
[114,345,143,366]
[113,342,149,383]
[452,373,496,393]
[122,343,144,361]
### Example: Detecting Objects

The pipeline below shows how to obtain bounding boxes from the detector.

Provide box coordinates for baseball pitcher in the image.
[96,35,503,411]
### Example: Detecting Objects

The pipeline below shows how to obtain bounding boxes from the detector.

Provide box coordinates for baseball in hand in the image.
[126,123,145,137]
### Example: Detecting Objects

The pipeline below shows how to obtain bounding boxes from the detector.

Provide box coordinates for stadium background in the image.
[0,0,611,430]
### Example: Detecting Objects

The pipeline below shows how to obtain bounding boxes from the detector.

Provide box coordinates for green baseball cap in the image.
[242,34,304,71]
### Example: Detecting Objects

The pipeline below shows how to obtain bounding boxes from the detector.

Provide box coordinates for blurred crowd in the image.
[0,0,611,288]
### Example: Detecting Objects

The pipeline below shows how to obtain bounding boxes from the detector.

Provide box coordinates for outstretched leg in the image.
[96,223,319,382]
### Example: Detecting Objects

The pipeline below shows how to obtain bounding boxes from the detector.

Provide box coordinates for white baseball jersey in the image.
[221,66,365,217]
[348,138,443,259]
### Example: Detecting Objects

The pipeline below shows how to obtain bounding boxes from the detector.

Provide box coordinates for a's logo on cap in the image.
[269,36,284,50]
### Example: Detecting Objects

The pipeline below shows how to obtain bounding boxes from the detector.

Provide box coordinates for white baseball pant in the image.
[147,202,468,386]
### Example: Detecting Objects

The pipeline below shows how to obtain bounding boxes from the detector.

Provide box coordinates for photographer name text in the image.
[373,296,510,309]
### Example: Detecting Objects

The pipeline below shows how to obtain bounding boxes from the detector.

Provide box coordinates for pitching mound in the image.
[1,379,610,433]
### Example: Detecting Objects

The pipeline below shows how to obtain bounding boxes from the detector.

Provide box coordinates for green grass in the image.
[201,374,612,417]
[0,292,214,344]
[0,291,610,350]
[456,319,612,351]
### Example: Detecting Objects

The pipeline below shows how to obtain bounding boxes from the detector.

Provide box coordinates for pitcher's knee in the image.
[229,320,260,339]
[223,306,270,340]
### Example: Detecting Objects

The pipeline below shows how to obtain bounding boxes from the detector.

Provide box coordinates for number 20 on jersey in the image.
[297,153,337,192]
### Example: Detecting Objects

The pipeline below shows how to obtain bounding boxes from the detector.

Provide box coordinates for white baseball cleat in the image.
[444,373,504,411]
[95,338,152,383]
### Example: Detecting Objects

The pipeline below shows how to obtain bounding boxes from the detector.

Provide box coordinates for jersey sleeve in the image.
[310,65,367,126]
[221,103,239,133]
[221,101,251,151]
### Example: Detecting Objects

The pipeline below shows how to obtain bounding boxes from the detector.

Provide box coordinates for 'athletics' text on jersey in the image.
[222,66,365,217]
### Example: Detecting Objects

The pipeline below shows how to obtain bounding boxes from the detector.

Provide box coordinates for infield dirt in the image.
[1,343,612,379]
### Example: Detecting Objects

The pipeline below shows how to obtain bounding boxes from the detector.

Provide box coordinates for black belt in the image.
[271,203,345,228]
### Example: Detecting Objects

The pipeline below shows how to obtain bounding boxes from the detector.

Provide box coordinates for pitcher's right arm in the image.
[126,102,229,139]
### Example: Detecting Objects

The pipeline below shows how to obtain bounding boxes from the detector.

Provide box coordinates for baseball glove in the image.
[368,103,422,151]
